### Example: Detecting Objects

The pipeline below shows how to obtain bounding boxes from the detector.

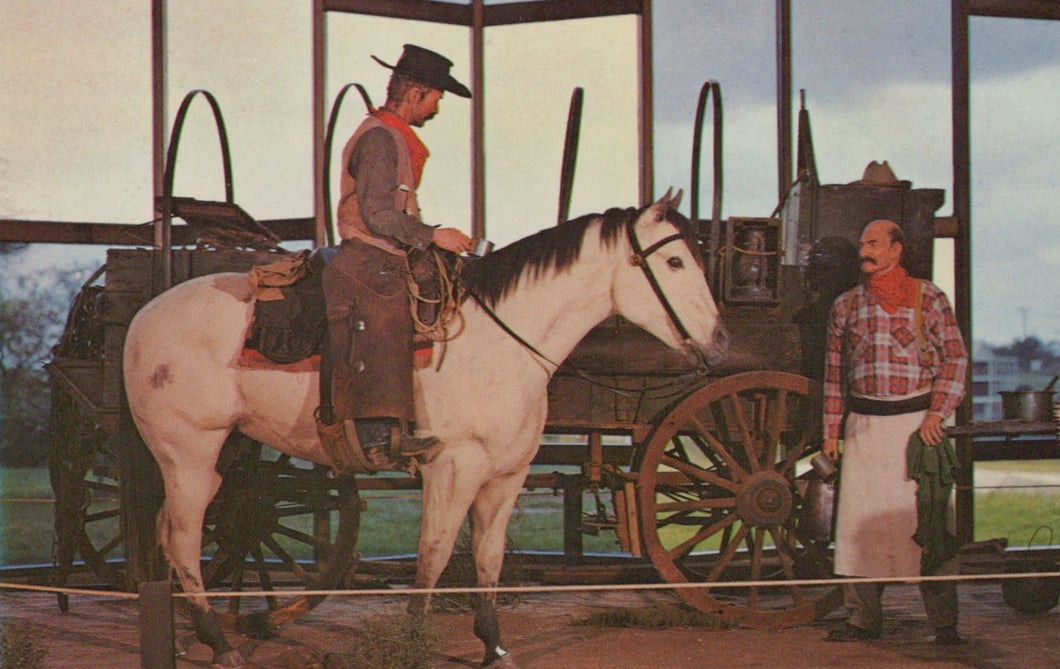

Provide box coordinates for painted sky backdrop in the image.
[1,1,1058,345]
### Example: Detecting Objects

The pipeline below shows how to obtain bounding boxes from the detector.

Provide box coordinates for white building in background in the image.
[972,342,1020,422]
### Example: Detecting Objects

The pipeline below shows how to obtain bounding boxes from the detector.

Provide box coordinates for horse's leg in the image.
[153,434,243,667]
[468,469,528,669]
[407,455,483,619]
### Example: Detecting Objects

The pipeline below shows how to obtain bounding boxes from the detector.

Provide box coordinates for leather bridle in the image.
[468,214,711,378]
[625,221,701,348]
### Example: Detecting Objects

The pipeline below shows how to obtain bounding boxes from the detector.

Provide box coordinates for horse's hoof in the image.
[235,611,275,639]
[485,653,520,669]
[213,649,246,667]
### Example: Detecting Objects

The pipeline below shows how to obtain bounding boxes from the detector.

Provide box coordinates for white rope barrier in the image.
[0,582,139,598]
[3,568,1059,602]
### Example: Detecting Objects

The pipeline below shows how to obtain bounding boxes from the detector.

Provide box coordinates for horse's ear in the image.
[651,188,676,222]
[671,189,684,212]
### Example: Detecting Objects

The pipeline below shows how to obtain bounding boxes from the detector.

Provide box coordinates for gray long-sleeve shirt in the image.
[348,126,435,250]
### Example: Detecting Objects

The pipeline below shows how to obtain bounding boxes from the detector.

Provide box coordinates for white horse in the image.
[123,193,729,667]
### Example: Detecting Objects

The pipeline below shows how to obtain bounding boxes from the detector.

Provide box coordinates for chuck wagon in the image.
[45,81,949,633]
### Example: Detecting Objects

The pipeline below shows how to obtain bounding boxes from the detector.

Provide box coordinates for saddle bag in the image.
[245,248,335,364]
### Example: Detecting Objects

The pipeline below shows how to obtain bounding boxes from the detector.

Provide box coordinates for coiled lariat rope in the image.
[405,250,465,342]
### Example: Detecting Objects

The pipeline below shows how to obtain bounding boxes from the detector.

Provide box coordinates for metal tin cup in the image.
[810,452,838,483]
[470,238,494,257]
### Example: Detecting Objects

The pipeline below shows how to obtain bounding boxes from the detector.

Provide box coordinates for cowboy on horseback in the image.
[320,44,473,469]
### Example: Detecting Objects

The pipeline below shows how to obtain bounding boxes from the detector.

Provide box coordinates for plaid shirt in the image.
[823,280,968,439]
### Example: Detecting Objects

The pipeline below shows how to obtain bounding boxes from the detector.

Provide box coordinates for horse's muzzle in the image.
[684,323,730,370]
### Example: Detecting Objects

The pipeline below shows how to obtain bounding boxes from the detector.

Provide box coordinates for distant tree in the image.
[994,336,1060,375]
[0,253,84,466]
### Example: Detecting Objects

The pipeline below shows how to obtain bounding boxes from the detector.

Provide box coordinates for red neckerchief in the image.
[866,264,918,314]
[373,108,429,188]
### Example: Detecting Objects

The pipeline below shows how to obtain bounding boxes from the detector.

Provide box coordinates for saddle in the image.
[244,247,456,366]
[245,248,335,364]
[243,247,457,474]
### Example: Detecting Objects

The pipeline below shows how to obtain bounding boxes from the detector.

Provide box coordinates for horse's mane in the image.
[461,204,699,307]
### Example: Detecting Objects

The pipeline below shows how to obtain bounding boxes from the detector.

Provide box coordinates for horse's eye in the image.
[667,256,684,270]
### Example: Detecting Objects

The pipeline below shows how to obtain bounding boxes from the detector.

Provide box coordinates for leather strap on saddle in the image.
[315,416,370,474]
[315,415,420,475]
[314,416,398,475]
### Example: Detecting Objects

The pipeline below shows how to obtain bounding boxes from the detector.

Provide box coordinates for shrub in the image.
[327,614,440,669]
[0,620,48,669]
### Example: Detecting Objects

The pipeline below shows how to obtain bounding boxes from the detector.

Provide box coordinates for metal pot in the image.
[1002,558,1060,614]
[1000,390,1055,422]
[796,464,837,543]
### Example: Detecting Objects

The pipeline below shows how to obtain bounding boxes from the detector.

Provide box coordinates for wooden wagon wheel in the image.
[197,434,362,634]
[48,381,134,600]
[635,371,841,628]
[48,382,361,629]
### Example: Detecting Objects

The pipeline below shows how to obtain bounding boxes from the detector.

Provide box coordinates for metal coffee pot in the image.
[798,453,838,543]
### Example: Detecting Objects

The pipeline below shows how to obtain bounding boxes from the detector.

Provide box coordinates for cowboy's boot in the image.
[354,419,438,466]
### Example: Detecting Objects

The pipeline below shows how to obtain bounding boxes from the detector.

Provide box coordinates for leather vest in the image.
[336,116,421,255]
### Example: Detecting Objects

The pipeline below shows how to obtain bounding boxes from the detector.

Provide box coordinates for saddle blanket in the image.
[239,347,320,373]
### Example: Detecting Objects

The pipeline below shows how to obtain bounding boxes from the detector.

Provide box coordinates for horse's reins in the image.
[466,217,711,397]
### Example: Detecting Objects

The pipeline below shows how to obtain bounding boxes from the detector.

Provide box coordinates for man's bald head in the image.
[858,219,903,277]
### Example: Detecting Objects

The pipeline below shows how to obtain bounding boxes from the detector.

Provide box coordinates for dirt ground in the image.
[2,578,1059,669]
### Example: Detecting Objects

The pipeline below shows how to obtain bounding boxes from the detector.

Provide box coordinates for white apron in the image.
[833,408,924,577]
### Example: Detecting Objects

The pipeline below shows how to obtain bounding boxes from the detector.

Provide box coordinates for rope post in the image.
[559,473,584,566]
[139,580,175,669]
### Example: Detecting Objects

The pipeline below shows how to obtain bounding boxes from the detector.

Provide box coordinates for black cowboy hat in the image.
[372,44,472,98]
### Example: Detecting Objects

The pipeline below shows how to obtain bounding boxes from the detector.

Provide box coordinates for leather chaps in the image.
[322,239,417,423]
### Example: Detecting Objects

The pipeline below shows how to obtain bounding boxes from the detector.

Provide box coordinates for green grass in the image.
[974,490,1060,547]
[3,462,1058,569]
[974,460,1060,547]
[0,467,623,567]
[977,460,1060,474]
[0,468,55,567]
[357,485,623,557]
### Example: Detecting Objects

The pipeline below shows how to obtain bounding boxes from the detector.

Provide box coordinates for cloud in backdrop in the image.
[1,0,1058,343]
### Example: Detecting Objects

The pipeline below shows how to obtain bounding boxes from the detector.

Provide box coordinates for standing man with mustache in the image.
[822,219,969,644]
[321,44,474,469]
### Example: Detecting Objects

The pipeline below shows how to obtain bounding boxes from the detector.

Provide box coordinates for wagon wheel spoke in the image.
[202,545,242,588]
[719,393,759,472]
[706,523,749,582]
[48,381,135,593]
[659,453,739,494]
[197,437,361,631]
[687,417,747,481]
[251,547,280,611]
[261,535,313,584]
[637,372,840,627]
[227,559,246,616]
[767,525,805,607]
[666,512,738,562]
[273,523,333,558]
[747,528,766,609]
[763,389,788,466]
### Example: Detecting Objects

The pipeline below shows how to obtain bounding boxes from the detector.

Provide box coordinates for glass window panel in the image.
[326,15,471,240]
[0,2,151,223]
[791,1,951,199]
[166,0,312,220]
[970,17,1060,346]
[485,17,638,244]
[653,1,776,218]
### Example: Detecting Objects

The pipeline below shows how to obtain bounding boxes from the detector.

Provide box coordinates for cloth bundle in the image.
[906,432,962,573]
